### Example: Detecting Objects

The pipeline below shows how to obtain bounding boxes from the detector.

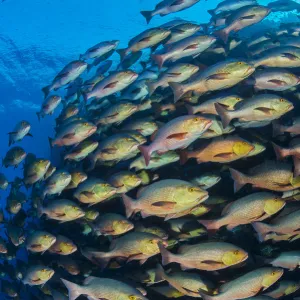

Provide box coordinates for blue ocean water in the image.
[0,0,299,298]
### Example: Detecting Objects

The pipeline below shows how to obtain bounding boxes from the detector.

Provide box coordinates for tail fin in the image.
[168,82,186,103]
[81,248,111,269]
[36,112,41,122]
[185,104,196,115]
[140,61,147,70]
[61,278,83,300]
[198,291,215,300]
[207,9,215,16]
[252,222,272,242]
[121,194,136,218]
[116,48,128,61]
[147,81,158,97]
[158,242,175,266]
[140,10,153,24]
[42,85,51,98]
[86,63,93,73]
[151,54,165,69]
[48,137,53,149]
[272,142,289,160]
[214,103,233,128]
[138,144,152,166]
[214,27,230,44]
[155,264,167,283]
[293,157,300,177]
[198,219,220,232]
[179,150,189,165]
[229,168,247,193]
[272,121,283,137]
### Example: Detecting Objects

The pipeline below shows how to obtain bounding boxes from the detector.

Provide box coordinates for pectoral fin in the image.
[62,133,76,139]
[213,152,233,159]
[239,14,256,20]
[104,81,118,89]
[205,73,230,81]
[171,0,184,6]
[267,79,287,86]
[166,132,188,140]
[254,107,275,115]
[151,201,176,209]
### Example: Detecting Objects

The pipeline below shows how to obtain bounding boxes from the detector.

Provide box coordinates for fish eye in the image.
[83,122,89,126]
[41,269,47,273]
[271,271,276,276]
[236,97,241,101]
[129,296,136,300]
[279,98,285,102]
[103,183,110,187]
[234,250,239,255]
[43,235,49,239]
[188,187,195,192]
[194,117,200,122]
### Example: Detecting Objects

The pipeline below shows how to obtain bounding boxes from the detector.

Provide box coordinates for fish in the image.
[141,0,200,24]
[48,234,77,255]
[42,60,87,96]
[199,268,283,300]
[208,0,258,16]
[170,59,255,102]
[61,276,148,300]
[263,280,300,298]
[26,231,56,253]
[215,94,293,128]
[80,40,119,61]
[64,139,98,161]
[269,251,300,270]
[36,95,62,121]
[3,147,26,168]
[122,179,208,219]
[230,161,300,192]
[152,35,216,69]
[8,120,32,146]
[0,173,8,190]
[159,241,248,271]
[214,5,271,43]
[42,170,71,198]
[108,171,142,193]
[23,265,54,286]
[139,115,212,166]
[199,192,285,231]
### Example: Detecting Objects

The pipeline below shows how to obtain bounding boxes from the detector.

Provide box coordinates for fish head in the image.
[222,248,248,266]
[72,171,88,184]
[19,120,30,131]
[185,116,213,134]
[84,210,99,221]
[0,243,7,254]
[155,28,171,39]
[127,295,147,300]
[77,121,97,138]
[40,234,56,248]
[118,70,139,84]
[123,173,142,188]
[177,185,208,204]
[191,204,211,216]
[36,267,54,281]
[67,205,85,219]
[272,97,294,114]
[96,183,117,199]
[35,159,51,173]
[228,61,255,79]
[247,142,266,157]
[73,60,88,73]
[113,219,134,234]
[264,196,285,215]
[285,282,300,295]
[224,96,243,109]
[262,268,284,288]
[60,242,77,254]
[232,141,255,156]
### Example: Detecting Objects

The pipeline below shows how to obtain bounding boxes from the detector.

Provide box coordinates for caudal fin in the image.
[155,264,167,283]
[207,9,215,16]
[151,54,165,69]
[179,150,189,165]
[229,168,247,193]
[215,103,233,128]
[272,142,289,160]
[168,82,186,103]
[42,85,51,98]
[140,10,153,24]
[61,278,83,300]
[158,242,175,266]
[122,194,136,218]
[252,222,272,242]
[138,144,152,166]
[185,104,196,115]
[198,219,220,232]
[214,27,230,44]
[198,291,215,300]
[147,81,158,97]
[116,48,128,61]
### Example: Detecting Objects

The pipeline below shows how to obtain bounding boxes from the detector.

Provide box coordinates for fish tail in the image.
[293,157,300,177]
[207,9,215,17]
[159,242,175,266]
[138,144,152,166]
[86,63,93,73]
[272,142,289,160]
[36,112,41,122]
[41,85,51,98]
[214,26,230,44]
[82,91,89,102]
[272,121,284,137]
[229,168,247,193]
[198,291,215,300]
[140,10,153,24]
[168,82,186,103]
[185,104,196,115]
[214,102,233,128]
[198,219,220,232]
[252,222,272,242]
[140,61,147,70]
[48,137,53,149]
[147,81,158,97]
[61,278,83,300]
[155,264,166,283]
[122,193,136,218]
[116,48,128,61]
[151,54,165,69]
[179,150,189,165]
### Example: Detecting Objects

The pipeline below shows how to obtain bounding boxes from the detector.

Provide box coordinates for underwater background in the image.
[0,0,300,299]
